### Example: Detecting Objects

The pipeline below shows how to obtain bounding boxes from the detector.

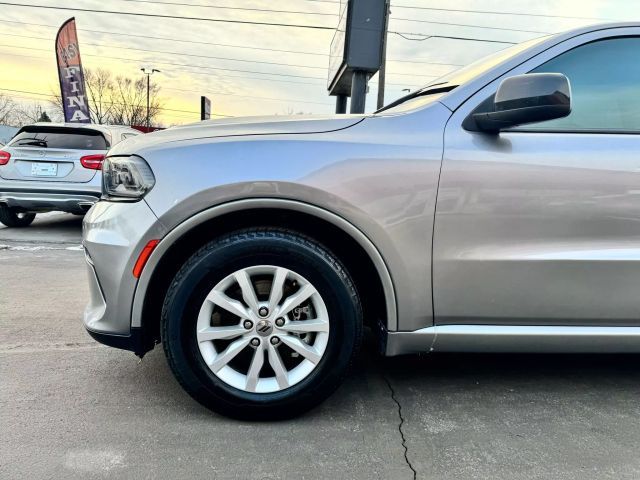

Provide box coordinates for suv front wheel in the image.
[0,206,36,228]
[161,229,363,420]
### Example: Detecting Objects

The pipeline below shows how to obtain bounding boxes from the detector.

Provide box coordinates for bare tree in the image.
[13,103,52,126]
[48,68,164,126]
[84,68,114,124]
[0,94,17,126]
[48,90,64,121]
[110,76,162,126]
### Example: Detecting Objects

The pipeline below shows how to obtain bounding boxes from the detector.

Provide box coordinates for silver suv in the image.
[0,123,139,227]
[83,23,640,419]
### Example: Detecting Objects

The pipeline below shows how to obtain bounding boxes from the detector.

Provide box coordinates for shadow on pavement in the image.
[0,212,83,244]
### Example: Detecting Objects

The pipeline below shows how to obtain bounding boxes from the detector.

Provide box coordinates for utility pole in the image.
[141,67,160,129]
[376,0,391,110]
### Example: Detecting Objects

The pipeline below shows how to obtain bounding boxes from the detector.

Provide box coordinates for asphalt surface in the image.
[2,213,640,479]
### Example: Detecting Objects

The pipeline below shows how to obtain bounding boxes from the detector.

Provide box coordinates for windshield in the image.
[8,127,109,150]
[378,35,550,114]
[425,36,549,88]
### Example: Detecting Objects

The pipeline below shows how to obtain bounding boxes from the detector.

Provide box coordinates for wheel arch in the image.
[132,199,397,352]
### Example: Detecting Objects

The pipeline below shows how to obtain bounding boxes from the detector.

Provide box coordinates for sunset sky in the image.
[1,0,638,125]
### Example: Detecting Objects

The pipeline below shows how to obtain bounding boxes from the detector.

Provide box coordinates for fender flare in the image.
[131,198,398,331]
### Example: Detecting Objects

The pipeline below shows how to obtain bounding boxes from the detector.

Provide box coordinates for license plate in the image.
[31,162,58,177]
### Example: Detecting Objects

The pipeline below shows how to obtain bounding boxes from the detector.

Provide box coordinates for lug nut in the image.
[258,307,269,317]
[243,320,254,330]
[270,336,280,345]
[275,317,285,327]
[250,338,260,347]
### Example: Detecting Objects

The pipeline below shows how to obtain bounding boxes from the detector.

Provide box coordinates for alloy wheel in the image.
[196,265,330,393]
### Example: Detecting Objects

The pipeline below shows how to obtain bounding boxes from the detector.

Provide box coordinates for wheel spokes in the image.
[267,343,289,389]
[198,325,247,342]
[245,346,265,392]
[278,283,315,318]
[209,337,251,373]
[234,270,260,314]
[280,335,321,364]
[198,265,330,393]
[280,318,329,334]
[267,267,288,313]
[206,290,251,320]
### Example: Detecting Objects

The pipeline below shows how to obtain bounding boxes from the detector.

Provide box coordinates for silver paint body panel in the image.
[434,25,640,328]
[386,325,640,355]
[109,105,449,335]
[83,23,640,354]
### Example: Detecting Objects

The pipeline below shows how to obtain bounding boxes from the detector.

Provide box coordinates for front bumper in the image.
[85,326,146,356]
[83,200,167,352]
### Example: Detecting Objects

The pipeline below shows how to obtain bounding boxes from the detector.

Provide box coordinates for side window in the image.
[524,37,640,132]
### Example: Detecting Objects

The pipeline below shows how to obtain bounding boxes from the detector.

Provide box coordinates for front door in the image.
[434,35,640,327]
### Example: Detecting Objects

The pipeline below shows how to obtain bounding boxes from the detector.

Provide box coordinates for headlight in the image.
[102,155,155,201]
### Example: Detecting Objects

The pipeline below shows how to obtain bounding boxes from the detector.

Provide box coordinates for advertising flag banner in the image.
[55,18,91,123]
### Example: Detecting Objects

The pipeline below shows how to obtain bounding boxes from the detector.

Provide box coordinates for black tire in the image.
[0,206,35,228]
[161,228,363,420]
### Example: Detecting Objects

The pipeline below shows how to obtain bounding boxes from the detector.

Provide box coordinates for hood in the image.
[108,114,367,156]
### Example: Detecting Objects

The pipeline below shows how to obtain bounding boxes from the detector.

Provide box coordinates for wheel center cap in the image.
[256,319,273,337]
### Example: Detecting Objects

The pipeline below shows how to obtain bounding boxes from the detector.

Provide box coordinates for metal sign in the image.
[327,0,386,96]
[201,96,212,121]
[55,18,91,123]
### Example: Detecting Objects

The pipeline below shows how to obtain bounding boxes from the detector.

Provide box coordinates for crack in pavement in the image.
[383,374,418,480]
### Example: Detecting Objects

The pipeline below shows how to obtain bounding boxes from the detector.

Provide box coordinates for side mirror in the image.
[470,73,571,133]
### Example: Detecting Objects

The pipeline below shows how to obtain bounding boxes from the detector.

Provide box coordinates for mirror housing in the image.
[470,73,571,133]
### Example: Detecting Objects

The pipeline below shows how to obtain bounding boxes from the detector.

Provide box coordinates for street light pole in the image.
[140,67,160,129]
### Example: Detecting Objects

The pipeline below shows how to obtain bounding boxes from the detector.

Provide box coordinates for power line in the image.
[113,0,339,16]
[391,17,552,35]
[0,19,330,56]
[0,87,232,117]
[9,92,201,120]
[0,43,330,80]
[162,86,333,106]
[0,2,526,45]
[0,49,320,86]
[0,2,336,30]
[3,32,330,71]
[4,81,334,108]
[0,19,463,66]
[392,31,517,45]
[0,48,426,90]
[0,39,442,80]
[83,40,440,77]
[390,3,616,21]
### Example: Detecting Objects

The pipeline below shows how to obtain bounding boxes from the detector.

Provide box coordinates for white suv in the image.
[0,123,139,227]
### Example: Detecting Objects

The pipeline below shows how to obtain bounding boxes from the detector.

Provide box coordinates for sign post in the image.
[201,96,212,121]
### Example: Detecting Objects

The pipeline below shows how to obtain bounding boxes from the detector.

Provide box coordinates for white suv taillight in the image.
[0,150,11,165]
[80,154,106,170]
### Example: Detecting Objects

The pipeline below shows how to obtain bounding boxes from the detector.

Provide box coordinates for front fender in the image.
[132,197,398,329]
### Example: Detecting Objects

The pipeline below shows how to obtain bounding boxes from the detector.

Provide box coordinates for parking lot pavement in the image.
[3,222,640,479]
